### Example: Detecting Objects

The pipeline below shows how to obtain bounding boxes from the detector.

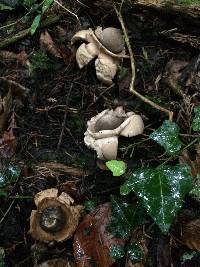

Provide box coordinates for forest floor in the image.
[0,0,200,266]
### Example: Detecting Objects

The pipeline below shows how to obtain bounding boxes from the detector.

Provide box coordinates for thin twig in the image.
[0,200,15,225]
[54,0,80,24]
[114,5,174,121]
[57,84,73,150]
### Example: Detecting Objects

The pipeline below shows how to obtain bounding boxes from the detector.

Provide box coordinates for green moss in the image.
[30,50,52,72]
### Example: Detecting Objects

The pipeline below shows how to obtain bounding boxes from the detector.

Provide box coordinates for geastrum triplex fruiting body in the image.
[84,107,144,160]
[71,27,128,85]
[30,188,83,242]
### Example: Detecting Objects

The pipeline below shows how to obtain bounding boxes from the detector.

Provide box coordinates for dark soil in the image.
[0,1,200,266]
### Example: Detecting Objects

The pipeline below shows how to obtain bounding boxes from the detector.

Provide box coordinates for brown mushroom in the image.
[30,188,83,242]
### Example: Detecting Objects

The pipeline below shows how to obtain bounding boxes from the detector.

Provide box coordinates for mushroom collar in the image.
[84,107,144,160]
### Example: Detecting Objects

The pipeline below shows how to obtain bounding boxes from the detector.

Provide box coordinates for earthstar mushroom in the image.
[84,107,144,160]
[71,27,128,85]
[30,188,83,242]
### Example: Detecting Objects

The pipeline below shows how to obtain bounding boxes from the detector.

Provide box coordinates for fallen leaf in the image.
[0,50,29,66]
[0,78,28,130]
[163,59,188,92]
[73,203,126,267]
[179,146,200,179]
[40,30,62,58]
[0,87,12,130]
[181,219,200,251]
[0,127,16,158]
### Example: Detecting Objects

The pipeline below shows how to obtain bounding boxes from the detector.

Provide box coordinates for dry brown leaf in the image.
[73,203,126,267]
[40,30,62,58]
[0,78,29,130]
[0,50,30,67]
[0,87,12,130]
[163,59,188,92]
[0,127,16,158]
[0,113,17,158]
[179,146,200,179]
[180,219,200,251]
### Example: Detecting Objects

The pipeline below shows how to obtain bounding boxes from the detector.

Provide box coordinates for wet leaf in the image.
[127,243,144,263]
[30,14,41,35]
[106,160,126,176]
[192,106,200,132]
[120,165,193,233]
[110,244,125,259]
[150,120,182,155]
[0,163,20,188]
[73,203,125,267]
[108,195,146,239]
[42,0,54,13]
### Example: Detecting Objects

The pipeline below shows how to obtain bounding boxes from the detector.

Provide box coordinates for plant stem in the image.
[160,137,200,166]
[114,5,174,121]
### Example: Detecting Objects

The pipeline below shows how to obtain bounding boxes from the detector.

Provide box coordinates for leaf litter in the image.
[0,1,200,266]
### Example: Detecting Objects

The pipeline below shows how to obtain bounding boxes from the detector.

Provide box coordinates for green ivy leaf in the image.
[109,244,125,260]
[127,243,144,262]
[42,0,54,13]
[108,195,146,239]
[150,120,182,155]
[30,14,41,35]
[0,164,20,188]
[192,106,200,132]
[106,160,126,176]
[120,165,193,233]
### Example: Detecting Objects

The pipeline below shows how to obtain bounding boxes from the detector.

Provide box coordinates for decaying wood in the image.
[0,15,60,50]
[132,0,200,25]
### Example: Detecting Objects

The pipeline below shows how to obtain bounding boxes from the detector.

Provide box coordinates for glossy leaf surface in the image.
[127,243,144,262]
[0,163,20,188]
[108,195,145,239]
[110,245,125,259]
[192,106,200,132]
[42,0,54,13]
[150,120,182,155]
[73,203,125,267]
[106,160,126,176]
[120,165,193,233]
